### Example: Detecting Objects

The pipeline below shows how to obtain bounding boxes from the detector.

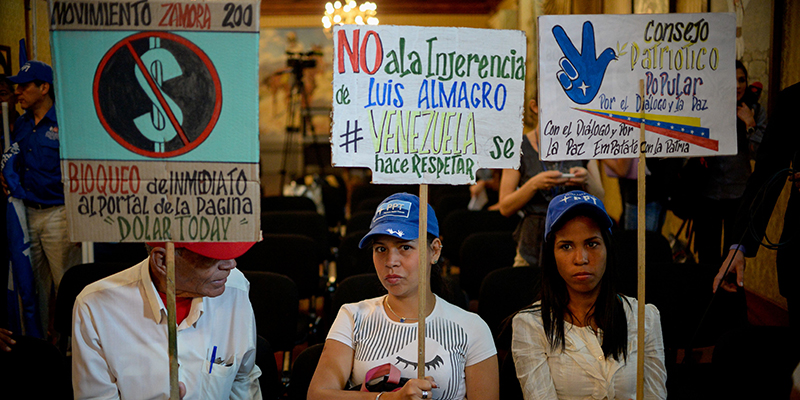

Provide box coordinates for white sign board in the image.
[538,13,736,161]
[331,25,526,184]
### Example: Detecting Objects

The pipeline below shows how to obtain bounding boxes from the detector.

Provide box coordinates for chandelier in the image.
[322,1,378,32]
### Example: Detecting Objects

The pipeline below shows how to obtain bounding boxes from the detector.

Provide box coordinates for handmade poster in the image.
[538,13,736,161]
[51,0,260,242]
[331,25,526,184]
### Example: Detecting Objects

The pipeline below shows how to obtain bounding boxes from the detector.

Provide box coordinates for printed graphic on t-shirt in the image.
[353,313,468,400]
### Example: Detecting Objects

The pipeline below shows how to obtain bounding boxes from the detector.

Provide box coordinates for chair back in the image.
[243,271,300,353]
[349,184,418,214]
[55,262,130,345]
[429,184,470,208]
[431,192,470,225]
[610,229,674,296]
[330,273,387,320]
[345,210,375,234]
[261,211,330,260]
[237,234,322,299]
[261,195,317,212]
[335,230,373,283]
[478,266,541,348]
[288,343,325,400]
[459,231,517,300]
[256,335,283,400]
[440,209,519,267]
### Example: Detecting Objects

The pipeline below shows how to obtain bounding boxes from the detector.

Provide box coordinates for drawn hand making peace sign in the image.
[552,21,617,105]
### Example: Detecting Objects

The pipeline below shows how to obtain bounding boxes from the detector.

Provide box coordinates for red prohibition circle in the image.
[93,31,223,158]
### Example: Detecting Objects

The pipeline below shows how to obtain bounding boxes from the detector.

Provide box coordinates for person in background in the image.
[713,82,800,327]
[693,60,766,265]
[309,193,498,400]
[72,241,262,399]
[0,75,17,347]
[602,157,668,233]
[512,190,667,400]
[0,75,19,127]
[499,92,604,267]
[469,169,502,211]
[3,61,80,337]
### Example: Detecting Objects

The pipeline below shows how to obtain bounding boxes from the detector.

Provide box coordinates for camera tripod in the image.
[279,51,327,190]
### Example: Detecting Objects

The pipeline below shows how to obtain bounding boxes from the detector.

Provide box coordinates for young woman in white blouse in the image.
[512,190,667,400]
[309,193,499,400]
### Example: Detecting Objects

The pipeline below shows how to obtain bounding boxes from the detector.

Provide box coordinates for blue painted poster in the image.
[51,0,260,242]
[538,13,736,160]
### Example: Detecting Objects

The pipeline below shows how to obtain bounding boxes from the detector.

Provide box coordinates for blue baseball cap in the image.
[8,61,53,84]
[358,193,439,249]
[545,190,613,240]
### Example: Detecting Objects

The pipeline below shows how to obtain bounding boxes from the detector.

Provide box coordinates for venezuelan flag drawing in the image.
[575,108,719,151]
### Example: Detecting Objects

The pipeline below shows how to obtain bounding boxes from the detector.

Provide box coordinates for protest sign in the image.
[331,25,527,184]
[51,0,260,242]
[538,13,736,161]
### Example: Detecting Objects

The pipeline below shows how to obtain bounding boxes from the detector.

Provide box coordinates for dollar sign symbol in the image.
[133,37,184,153]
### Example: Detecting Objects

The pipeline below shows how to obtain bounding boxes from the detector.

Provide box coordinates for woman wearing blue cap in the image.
[309,193,499,400]
[511,191,666,399]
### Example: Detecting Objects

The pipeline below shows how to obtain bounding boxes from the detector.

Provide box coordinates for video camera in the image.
[286,51,321,71]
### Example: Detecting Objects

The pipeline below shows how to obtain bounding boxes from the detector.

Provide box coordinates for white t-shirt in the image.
[328,295,496,400]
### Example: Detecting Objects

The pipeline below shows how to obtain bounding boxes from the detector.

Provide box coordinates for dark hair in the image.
[32,79,55,102]
[736,60,747,81]
[0,75,12,91]
[525,218,629,362]
[426,235,451,299]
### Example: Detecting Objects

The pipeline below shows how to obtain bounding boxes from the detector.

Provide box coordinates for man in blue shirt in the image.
[5,61,80,337]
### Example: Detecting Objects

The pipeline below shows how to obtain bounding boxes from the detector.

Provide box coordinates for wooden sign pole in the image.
[636,79,647,400]
[166,242,180,399]
[417,184,429,380]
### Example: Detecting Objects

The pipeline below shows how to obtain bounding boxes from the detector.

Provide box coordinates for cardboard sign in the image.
[52,0,260,242]
[331,25,526,184]
[538,13,736,161]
